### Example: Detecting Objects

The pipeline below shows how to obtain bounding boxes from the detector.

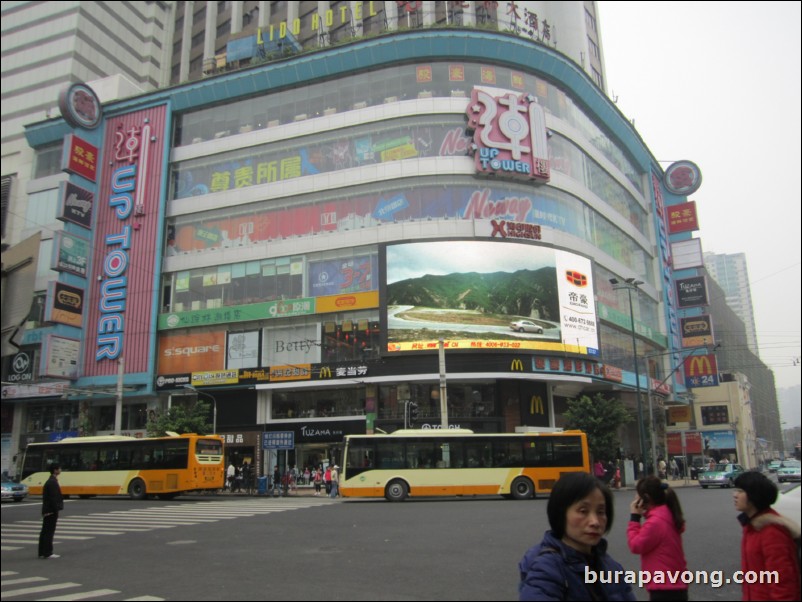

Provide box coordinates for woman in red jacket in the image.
[627,476,689,601]
[733,471,800,601]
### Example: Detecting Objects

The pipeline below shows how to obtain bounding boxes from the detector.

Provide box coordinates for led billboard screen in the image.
[384,240,598,355]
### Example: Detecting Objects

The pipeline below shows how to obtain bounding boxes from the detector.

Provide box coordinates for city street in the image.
[4,482,792,601]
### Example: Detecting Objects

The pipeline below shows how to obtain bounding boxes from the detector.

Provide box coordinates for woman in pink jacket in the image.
[627,476,689,601]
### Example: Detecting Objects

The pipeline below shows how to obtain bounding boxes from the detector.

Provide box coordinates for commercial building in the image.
[4,1,699,473]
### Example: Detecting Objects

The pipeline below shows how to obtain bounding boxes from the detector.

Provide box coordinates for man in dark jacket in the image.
[38,463,64,559]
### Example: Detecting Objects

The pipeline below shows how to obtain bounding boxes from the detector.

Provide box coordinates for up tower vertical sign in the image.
[83,107,167,378]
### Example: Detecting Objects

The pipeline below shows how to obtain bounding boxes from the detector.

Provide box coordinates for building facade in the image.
[703,251,760,357]
[5,3,703,476]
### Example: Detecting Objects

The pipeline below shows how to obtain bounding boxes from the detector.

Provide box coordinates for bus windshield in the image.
[341,430,588,501]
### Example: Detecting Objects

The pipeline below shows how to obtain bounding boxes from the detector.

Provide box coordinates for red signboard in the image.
[667,431,703,455]
[62,134,99,182]
[667,201,700,234]
[684,353,719,388]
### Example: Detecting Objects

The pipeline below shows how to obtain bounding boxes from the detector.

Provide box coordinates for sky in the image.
[597,2,801,402]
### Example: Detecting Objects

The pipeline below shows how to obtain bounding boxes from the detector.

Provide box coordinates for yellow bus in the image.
[341,429,589,501]
[21,433,224,500]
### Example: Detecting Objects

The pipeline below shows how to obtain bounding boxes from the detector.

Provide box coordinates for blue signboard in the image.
[263,431,294,450]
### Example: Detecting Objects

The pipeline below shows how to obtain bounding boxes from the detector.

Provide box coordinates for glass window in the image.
[405,439,438,469]
[33,144,63,179]
[374,440,404,469]
[464,439,492,468]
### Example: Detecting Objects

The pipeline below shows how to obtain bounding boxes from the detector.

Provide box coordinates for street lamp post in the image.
[183,385,217,434]
[610,277,648,474]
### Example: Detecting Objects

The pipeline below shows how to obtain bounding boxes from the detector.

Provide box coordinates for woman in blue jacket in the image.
[519,472,636,601]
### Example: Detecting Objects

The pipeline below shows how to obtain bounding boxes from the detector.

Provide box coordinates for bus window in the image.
[81,447,99,470]
[375,440,404,469]
[553,436,583,467]
[438,441,462,468]
[163,441,189,468]
[196,439,223,455]
[492,440,523,467]
[464,440,492,468]
[405,439,440,469]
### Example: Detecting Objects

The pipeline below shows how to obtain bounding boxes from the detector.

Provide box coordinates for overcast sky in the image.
[598,2,801,401]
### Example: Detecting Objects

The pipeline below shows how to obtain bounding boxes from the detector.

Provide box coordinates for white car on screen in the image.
[510,320,543,334]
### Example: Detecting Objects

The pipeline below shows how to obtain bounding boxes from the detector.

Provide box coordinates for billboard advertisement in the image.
[263,324,322,367]
[684,353,719,388]
[227,331,260,370]
[157,330,226,375]
[384,240,598,355]
[680,314,713,347]
[46,281,85,328]
[676,276,708,308]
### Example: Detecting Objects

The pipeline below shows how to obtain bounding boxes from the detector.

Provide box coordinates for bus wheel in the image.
[128,478,147,500]
[511,477,534,500]
[385,479,409,502]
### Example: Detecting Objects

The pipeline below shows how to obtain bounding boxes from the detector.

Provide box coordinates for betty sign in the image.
[465,87,549,183]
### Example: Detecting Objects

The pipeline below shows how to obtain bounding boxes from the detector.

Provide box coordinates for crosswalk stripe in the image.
[1,546,24,551]
[3,528,125,535]
[3,539,43,544]
[123,596,165,601]
[38,588,121,601]
[1,571,20,576]
[1,576,48,586]
[1,582,81,598]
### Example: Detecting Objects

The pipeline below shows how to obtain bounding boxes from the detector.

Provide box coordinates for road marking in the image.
[1,582,81,598]
[1,576,48,586]
[38,589,121,601]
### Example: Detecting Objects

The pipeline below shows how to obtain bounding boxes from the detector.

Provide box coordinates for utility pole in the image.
[114,357,124,435]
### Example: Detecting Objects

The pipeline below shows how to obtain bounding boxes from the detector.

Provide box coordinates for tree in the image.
[564,393,632,462]
[147,399,212,437]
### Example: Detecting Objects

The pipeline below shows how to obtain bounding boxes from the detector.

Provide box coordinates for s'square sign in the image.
[465,88,550,182]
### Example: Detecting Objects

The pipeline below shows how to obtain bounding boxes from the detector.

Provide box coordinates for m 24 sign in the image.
[684,354,719,388]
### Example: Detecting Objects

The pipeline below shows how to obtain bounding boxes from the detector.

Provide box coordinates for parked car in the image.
[509,320,543,334]
[698,463,745,488]
[768,460,782,473]
[777,460,801,483]
[1,474,28,502]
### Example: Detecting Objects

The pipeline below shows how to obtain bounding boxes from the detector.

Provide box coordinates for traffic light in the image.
[409,402,419,424]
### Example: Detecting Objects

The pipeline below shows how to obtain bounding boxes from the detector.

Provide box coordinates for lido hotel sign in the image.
[465,87,550,182]
[83,106,167,377]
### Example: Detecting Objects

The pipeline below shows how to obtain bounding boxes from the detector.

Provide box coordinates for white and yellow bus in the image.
[341,429,589,501]
[21,433,224,500]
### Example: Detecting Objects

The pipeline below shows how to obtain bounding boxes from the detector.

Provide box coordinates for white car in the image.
[509,320,543,334]
[772,483,801,526]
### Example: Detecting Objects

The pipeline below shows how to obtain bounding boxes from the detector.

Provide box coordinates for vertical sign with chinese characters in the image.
[466,87,550,182]
[62,134,99,182]
[83,105,167,376]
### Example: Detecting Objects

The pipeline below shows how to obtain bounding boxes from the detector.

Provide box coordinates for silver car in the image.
[509,320,543,334]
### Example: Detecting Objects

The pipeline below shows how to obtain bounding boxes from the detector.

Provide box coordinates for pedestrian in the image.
[627,476,689,601]
[330,464,340,498]
[670,457,679,480]
[272,465,281,493]
[733,471,801,600]
[594,459,606,480]
[313,466,323,496]
[38,463,64,559]
[658,457,667,480]
[518,472,636,601]
[324,465,332,495]
[226,462,235,491]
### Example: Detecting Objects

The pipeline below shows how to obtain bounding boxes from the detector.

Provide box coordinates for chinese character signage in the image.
[664,160,702,196]
[416,65,432,83]
[681,314,713,347]
[667,200,699,234]
[46,281,85,327]
[62,134,98,182]
[263,431,295,450]
[52,231,90,277]
[58,82,103,130]
[466,88,550,182]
